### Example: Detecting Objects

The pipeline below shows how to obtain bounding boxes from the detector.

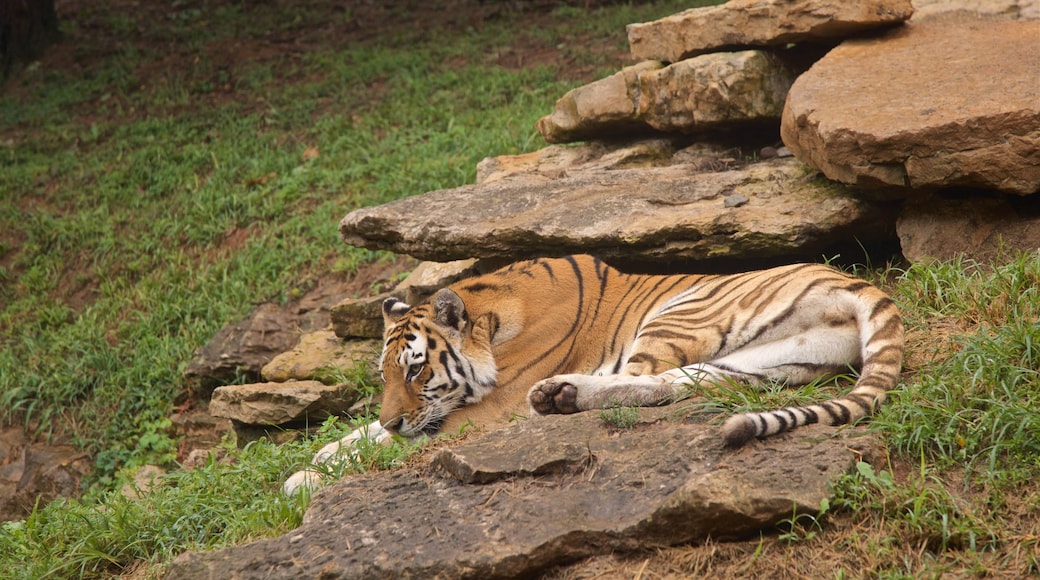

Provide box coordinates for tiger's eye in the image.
[406,364,425,382]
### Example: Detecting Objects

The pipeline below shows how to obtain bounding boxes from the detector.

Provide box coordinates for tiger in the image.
[283,254,903,495]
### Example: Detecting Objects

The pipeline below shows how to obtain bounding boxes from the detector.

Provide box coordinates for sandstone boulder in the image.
[898,193,1040,263]
[330,294,387,339]
[781,16,1040,195]
[166,405,881,579]
[261,331,379,383]
[338,157,897,265]
[537,51,795,143]
[209,380,360,426]
[627,0,914,62]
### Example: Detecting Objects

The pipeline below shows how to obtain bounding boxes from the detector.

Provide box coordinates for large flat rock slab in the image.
[338,157,897,264]
[166,406,880,579]
[781,16,1040,195]
[627,0,913,62]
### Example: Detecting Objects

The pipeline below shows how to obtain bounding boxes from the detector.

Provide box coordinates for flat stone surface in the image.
[166,406,880,579]
[781,16,1040,195]
[627,0,913,62]
[338,157,897,264]
[209,380,360,426]
[911,0,1040,20]
[476,138,679,184]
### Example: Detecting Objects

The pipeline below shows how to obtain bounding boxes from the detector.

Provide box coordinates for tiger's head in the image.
[377,288,498,438]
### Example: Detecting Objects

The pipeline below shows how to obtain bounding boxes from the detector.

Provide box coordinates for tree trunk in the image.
[1,0,61,79]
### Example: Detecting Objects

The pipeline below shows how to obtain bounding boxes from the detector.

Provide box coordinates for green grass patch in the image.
[0,437,309,579]
[881,253,1040,486]
[599,401,641,430]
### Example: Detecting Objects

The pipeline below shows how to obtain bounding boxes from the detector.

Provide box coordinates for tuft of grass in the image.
[311,359,382,399]
[599,400,641,430]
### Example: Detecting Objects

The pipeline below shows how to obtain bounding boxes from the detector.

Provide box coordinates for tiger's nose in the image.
[383,416,405,433]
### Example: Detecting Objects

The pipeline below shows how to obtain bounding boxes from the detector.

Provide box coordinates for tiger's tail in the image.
[720,288,904,447]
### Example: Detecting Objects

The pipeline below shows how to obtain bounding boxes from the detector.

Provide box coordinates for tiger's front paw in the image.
[283,469,324,496]
[529,377,580,415]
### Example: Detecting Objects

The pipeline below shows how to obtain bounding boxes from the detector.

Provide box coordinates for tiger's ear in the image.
[432,288,467,332]
[382,297,412,325]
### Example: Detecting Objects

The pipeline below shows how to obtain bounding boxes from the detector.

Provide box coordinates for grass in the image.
[599,400,642,430]
[1,0,695,490]
[1,0,1038,578]
[0,438,308,579]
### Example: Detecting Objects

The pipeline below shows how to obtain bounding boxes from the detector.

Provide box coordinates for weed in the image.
[832,461,999,554]
[878,252,1040,487]
[599,400,641,430]
[776,498,829,543]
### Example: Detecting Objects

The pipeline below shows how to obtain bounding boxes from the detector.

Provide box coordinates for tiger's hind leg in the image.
[528,323,860,417]
[527,362,753,415]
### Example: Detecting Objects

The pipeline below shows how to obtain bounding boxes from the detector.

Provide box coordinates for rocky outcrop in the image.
[338,3,1040,267]
[536,50,796,143]
[184,261,416,388]
[781,16,1040,195]
[183,303,312,388]
[0,427,91,522]
[627,0,914,62]
[166,405,881,579]
[261,331,378,383]
[339,154,897,265]
[897,193,1040,263]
